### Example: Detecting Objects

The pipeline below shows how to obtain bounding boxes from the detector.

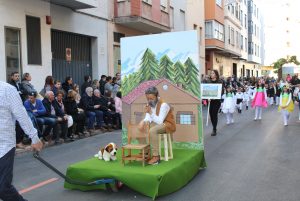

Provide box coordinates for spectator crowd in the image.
[9,72,122,149]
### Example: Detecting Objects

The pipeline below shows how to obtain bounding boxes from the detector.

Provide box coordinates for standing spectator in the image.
[116,72,121,86]
[21,72,36,99]
[81,75,92,96]
[104,76,113,95]
[53,80,62,96]
[99,75,107,95]
[0,81,43,201]
[24,92,55,142]
[80,87,105,133]
[43,91,68,143]
[114,91,122,129]
[208,70,223,136]
[92,79,99,90]
[8,72,22,98]
[112,77,120,98]
[62,76,73,94]
[64,90,87,137]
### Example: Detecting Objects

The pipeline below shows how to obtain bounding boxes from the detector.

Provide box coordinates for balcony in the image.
[114,0,170,33]
[45,0,97,9]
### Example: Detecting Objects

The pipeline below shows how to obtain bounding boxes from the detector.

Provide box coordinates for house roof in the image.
[123,78,200,105]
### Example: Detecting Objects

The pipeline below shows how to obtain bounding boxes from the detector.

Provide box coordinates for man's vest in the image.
[155,99,176,133]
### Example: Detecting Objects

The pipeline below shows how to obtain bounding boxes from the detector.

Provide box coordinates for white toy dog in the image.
[94,142,118,162]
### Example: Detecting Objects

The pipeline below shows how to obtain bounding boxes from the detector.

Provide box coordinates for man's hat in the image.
[28,91,37,97]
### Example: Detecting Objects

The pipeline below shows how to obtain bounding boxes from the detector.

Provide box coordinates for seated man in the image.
[42,91,68,143]
[79,87,105,133]
[138,87,176,165]
[24,92,55,141]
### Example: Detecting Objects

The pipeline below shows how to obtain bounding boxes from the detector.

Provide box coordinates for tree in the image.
[138,48,160,83]
[173,61,186,86]
[159,55,175,82]
[184,57,200,97]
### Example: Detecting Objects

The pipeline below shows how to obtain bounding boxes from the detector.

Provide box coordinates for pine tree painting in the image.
[159,55,175,82]
[184,57,200,97]
[173,61,186,86]
[138,48,160,83]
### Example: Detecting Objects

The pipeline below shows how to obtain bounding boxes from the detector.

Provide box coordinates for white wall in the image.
[170,0,186,32]
[0,0,52,91]
[51,4,109,80]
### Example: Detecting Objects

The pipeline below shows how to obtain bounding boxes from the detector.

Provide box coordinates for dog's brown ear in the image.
[101,148,105,154]
[105,144,113,152]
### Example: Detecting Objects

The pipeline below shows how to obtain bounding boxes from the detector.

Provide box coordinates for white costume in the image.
[243,91,250,109]
[222,92,236,124]
[236,92,244,111]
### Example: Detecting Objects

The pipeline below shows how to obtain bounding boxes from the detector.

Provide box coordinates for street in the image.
[14,106,300,201]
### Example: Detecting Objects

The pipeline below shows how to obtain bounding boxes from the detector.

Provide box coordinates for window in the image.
[180,10,186,30]
[241,35,244,49]
[236,31,239,47]
[249,20,253,34]
[205,20,224,41]
[231,28,235,46]
[248,42,253,54]
[254,24,256,36]
[5,28,22,81]
[235,3,239,19]
[143,0,152,5]
[244,14,247,29]
[114,32,125,43]
[245,38,248,52]
[241,10,243,25]
[228,25,231,44]
[254,44,257,56]
[160,0,167,11]
[170,6,174,28]
[216,0,222,7]
[231,4,234,15]
[176,112,195,125]
[26,16,41,65]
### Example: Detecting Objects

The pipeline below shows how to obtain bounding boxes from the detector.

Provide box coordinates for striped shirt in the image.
[0,81,39,158]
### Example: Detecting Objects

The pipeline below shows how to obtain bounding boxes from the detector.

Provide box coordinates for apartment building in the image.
[205,0,264,78]
[0,0,109,90]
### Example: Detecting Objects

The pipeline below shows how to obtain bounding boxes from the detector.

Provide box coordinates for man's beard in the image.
[148,99,158,108]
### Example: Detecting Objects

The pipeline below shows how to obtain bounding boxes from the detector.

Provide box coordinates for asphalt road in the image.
[13,105,300,201]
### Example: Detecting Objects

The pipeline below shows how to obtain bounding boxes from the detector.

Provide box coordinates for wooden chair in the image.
[122,122,151,166]
[158,133,173,161]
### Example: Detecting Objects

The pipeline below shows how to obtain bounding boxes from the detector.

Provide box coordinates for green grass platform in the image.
[64,149,206,200]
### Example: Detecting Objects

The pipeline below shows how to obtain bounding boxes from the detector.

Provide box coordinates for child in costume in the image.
[243,86,250,110]
[236,87,244,113]
[278,85,294,126]
[251,80,268,120]
[275,82,281,105]
[267,83,276,106]
[222,85,236,124]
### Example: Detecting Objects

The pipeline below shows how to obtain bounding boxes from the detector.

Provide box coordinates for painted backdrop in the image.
[121,31,203,150]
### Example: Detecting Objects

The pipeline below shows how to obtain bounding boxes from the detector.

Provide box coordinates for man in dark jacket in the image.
[80,87,105,132]
[99,75,107,95]
[81,75,92,96]
[42,91,68,143]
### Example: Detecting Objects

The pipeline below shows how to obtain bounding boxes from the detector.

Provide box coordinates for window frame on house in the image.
[176,111,195,125]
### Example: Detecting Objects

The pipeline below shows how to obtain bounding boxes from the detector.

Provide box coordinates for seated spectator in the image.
[9,72,23,99]
[80,87,105,133]
[99,75,107,95]
[64,90,87,137]
[102,91,121,129]
[43,91,68,143]
[40,75,54,97]
[114,91,122,129]
[55,90,74,141]
[24,92,56,143]
[72,84,81,104]
[93,89,114,132]
[62,76,73,94]
[81,75,92,96]
[104,76,113,95]
[21,73,36,100]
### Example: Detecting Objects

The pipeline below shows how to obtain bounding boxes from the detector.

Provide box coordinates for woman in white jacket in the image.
[222,85,236,124]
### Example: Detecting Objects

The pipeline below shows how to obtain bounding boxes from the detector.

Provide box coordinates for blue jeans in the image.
[36,117,56,137]
[86,111,104,129]
[0,148,27,201]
